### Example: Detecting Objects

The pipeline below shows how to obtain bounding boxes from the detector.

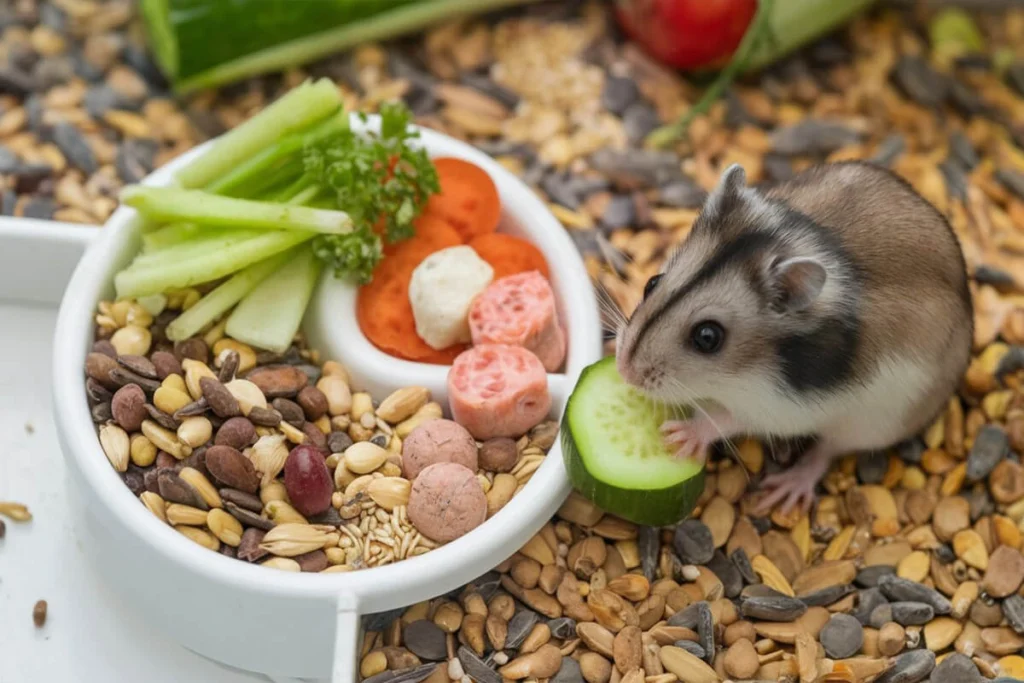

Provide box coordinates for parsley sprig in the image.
[305,102,440,284]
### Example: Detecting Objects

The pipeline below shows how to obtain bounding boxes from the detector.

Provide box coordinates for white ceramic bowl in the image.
[51,114,602,682]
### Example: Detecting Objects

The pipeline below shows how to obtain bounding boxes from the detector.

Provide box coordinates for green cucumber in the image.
[141,0,543,94]
[561,357,705,527]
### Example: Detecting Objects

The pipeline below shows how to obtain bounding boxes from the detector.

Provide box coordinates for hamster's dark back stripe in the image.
[631,231,779,351]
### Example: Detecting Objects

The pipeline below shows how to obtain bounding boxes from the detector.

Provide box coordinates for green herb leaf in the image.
[304,101,439,282]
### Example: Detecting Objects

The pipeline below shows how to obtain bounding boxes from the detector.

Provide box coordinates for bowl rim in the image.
[51,113,602,611]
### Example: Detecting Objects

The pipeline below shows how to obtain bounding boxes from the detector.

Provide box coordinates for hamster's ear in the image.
[719,164,747,195]
[768,257,827,312]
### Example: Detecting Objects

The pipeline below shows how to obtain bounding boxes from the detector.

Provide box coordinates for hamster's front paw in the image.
[661,413,734,466]
[756,445,833,515]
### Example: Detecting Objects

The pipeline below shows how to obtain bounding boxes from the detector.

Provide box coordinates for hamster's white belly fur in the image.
[722,355,937,450]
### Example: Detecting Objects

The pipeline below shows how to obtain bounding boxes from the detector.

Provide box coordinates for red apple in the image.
[614,0,758,71]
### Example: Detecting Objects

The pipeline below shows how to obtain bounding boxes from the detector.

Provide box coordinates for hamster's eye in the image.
[643,274,663,300]
[690,321,725,354]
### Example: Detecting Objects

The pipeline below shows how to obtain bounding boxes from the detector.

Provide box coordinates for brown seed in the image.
[569,537,608,579]
[538,564,564,594]
[990,461,1024,504]
[923,617,962,651]
[613,625,642,673]
[32,600,47,627]
[793,560,856,595]
[659,646,718,683]
[200,377,241,418]
[761,531,804,582]
[485,614,508,650]
[511,556,542,589]
[205,445,259,493]
[297,385,329,421]
[246,365,308,398]
[878,622,905,656]
[636,594,665,631]
[479,437,520,473]
[459,613,486,656]
[795,632,817,683]
[434,601,464,633]
[497,643,563,679]
[580,652,613,683]
[981,627,1024,656]
[701,496,735,548]
[726,516,762,558]
[724,639,758,679]
[933,496,971,541]
[982,546,1024,598]
[953,529,989,570]
[520,623,551,654]
[111,383,147,431]
[724,620,756,646]
[577,622,615,658]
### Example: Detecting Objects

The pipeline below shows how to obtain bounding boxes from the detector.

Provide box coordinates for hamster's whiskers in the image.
[594,281,628,334]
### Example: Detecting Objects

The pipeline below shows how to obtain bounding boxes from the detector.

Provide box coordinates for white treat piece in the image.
[409,245,494,350]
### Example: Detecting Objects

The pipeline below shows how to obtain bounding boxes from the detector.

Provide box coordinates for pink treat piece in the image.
[407,462,487,543]
[447,344,551,440]
[468,271,567,372]
[402,418,479,480]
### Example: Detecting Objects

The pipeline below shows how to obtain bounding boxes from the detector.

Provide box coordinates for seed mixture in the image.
[85,294,558,572]
[9,0,1024,679]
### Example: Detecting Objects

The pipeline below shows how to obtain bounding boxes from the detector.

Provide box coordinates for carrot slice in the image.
[468,233,551,280]
[357,226,465,363]
[425,158,501,241]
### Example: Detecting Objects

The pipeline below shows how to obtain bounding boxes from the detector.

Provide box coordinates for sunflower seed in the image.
[967,425,1010,481]
[878,575,951,614]
[741,595,807,622]
[673,520,714,565]
[876,649,936,683]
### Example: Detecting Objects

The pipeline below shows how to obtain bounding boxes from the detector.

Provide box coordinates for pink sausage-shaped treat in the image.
[468,271,566,372]
[447,344,551,440]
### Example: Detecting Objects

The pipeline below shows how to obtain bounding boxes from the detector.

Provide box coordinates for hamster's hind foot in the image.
[755,443,834,515]
[661,410,737,466]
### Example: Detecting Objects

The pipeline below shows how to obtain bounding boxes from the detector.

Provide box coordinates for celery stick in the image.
[134,228,266,264]
[175,78,342,189]
[121,186,353,235]
[141,222,204,252]
[226,247,322,354]
[115,230,314,299]
[165,248,296,342]
[205,112,349,196]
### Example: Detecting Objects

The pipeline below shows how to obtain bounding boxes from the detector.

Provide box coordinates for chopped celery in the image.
[204,112,349,197]
[141,222,204,252]
[133,228,266,264]
[175,78,342,189]
[165,248,297,342]
[115,230,314,299]
[121,186,353,235]
[226,247,322,354]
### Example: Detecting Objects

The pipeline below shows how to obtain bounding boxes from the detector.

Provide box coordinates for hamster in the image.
[615,161,973,514]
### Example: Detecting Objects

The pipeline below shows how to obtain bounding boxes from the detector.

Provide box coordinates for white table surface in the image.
[0,299,277,683]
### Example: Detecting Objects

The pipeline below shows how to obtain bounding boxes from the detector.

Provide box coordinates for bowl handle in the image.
[332,591,361,683]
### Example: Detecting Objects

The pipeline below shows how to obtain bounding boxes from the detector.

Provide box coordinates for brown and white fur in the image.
[615,161,972,514]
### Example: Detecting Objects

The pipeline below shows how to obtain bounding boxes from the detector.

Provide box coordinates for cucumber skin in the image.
[143,0,420,82]
[560,360,706,528]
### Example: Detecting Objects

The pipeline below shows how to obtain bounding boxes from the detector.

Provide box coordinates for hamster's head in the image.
[615,164,833,407]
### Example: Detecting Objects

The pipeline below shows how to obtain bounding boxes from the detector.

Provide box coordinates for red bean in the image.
[283,444,333,517]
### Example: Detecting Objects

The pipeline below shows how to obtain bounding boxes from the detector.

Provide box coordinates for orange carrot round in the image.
[425,158,501,241]
[358,226,465,363]
[468,233,551,280]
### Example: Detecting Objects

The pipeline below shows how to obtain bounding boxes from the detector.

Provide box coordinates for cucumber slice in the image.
[561,357,705,527]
